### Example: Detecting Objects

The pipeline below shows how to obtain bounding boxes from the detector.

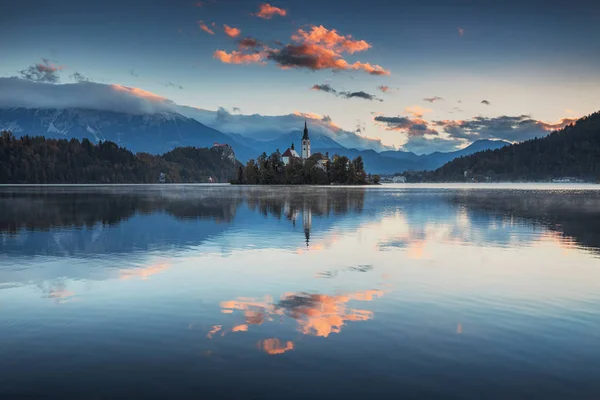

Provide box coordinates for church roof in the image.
[282,148,299,158]
[309,152,329,161]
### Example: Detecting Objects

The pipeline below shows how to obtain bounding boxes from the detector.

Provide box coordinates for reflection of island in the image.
[213,289,385,354]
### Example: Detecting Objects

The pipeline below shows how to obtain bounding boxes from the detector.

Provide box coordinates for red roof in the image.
[282,148,299,157]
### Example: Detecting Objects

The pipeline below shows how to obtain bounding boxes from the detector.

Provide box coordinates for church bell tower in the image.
[301,120,311,159]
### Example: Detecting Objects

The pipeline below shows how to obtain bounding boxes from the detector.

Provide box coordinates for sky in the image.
[1,0,600,153]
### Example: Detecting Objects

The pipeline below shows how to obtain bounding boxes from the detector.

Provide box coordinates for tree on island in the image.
[234,151,375,185]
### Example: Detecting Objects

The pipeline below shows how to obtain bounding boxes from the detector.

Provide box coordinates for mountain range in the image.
[0,106,510,174]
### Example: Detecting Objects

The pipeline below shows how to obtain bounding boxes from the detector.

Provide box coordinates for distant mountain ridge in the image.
[0,107,258,161]
[0,106,511,174]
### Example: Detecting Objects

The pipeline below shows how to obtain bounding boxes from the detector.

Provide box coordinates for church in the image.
[281,121,329,170]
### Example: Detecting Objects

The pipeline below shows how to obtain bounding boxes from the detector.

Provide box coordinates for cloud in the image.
[311,84,382,101]
[0,77,176,115]
[291,25,371,54]
[340,91,381,101]
[311,83,337,93]
[70,72,90,83]
[378,85,389,93]
[198,20,215,35]
[405,105,432,118]
[374,115,439,137]
[238,37,263,50]
[164,82,184,89]
[481,100,491,105]
[224,24,241,38]
[267,44,389,75]
[213,24,390,76]
[232,107,241,113]
[129,69,139,77]
[423,96,443,103]
[254,3,287,19]
[213,50,266,64]
[458,27,465,36]
[433,115,577,142]
[0,77,392,152]
[19,59,62,83]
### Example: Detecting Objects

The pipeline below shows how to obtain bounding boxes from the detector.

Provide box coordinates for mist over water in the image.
[1,185,600,399]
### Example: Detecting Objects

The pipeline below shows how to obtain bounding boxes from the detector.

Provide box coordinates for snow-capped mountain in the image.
[0,107,256,159]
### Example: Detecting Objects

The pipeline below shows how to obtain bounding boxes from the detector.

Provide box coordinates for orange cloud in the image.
[207,325,222,338]
[198,20,215,35]
[224,25,241,38]
[110,85,168,102]
[458,27,465,36]
[232,324,249,332]
[268,44,390,75]
[350,61,390,76]
[119,263,169,280]
[254,3,287,19]
[405,105,432,118]
[213,50,265,64]
[212,22,389,75]
[378,85,390,93]
[258,339,294,355]
[292,25,371,54]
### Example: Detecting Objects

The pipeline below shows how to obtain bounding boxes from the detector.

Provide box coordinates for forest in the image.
[234,151,380,185]
[421,111,600,182]
[0,131,239,184]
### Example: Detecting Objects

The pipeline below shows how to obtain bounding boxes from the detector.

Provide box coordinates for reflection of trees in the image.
[449,191,600,254]
[245,187,365,220]
[0,187,364,234]
[0,190,242,234]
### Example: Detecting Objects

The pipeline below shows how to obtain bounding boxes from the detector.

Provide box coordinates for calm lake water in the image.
[1,184,600,399]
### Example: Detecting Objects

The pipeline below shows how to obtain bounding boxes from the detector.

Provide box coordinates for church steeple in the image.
[301,119,311,159]
[302,119,309,140]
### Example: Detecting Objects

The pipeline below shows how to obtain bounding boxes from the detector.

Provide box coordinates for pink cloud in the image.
[254,3,287,19]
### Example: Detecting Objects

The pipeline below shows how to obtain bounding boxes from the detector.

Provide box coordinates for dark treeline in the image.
[422,111,600,182]
[235,151,380,185]
[0,131,239,184]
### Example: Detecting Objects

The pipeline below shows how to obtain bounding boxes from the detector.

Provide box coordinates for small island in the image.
[233,121,380,185]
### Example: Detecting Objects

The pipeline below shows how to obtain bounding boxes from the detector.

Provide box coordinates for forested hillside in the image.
[428,111,600,182]
[0,131,239,183]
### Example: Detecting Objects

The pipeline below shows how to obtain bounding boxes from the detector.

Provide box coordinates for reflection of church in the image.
[303,201,312,248]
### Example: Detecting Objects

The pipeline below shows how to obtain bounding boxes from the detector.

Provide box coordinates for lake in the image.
[1,184,600,399]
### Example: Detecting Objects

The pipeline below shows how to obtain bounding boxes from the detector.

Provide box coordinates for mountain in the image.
[415,139,511,170]
[314,147,423,174]
[428,112,600,182]
[228,130,344,157]
[0,107,257,161]
[0,107,516,175]
[310,140,510,174]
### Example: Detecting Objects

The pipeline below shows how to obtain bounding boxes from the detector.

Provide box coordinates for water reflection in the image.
[218,289,384,345]
[2,186,600,398]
